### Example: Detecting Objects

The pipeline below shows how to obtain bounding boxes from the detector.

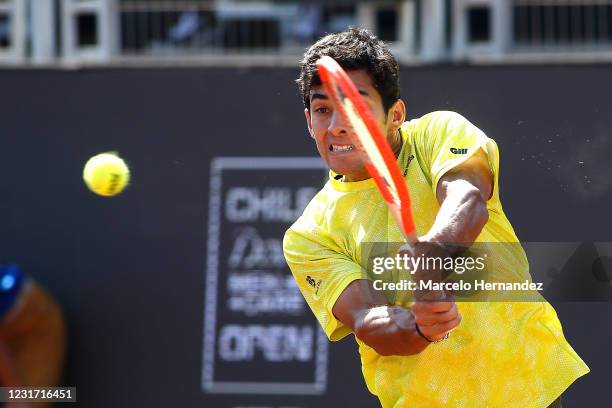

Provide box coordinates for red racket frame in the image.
[316,56,416,242]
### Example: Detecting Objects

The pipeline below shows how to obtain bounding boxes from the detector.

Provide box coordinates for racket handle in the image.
[398,241,450,302]
[389,206,417,243]
[403,230,418,244]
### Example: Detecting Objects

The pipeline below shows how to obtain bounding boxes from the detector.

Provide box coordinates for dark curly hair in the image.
[297,27,401,114]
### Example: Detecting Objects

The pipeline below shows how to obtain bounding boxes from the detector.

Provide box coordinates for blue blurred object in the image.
[0,264,25,319]
[169,11,201,43]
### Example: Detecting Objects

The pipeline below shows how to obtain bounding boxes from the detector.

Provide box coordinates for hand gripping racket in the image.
[316,56,417,243]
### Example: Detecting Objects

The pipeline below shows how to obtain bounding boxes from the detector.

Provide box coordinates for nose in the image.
[328,110,350,137]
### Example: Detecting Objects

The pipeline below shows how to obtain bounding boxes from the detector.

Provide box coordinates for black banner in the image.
[203,157,328,395]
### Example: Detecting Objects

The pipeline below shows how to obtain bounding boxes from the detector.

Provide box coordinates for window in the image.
[468,6,490,43]
[376,7,398,42]
[77,13,98,47]
[0,13,10,48]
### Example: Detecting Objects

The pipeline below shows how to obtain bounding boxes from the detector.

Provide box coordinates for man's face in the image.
[305,69,401,182]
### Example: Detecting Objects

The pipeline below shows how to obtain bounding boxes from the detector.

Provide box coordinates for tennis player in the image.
[283,28,589,407]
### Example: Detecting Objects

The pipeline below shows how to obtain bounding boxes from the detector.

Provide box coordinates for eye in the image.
[314,106,330,114]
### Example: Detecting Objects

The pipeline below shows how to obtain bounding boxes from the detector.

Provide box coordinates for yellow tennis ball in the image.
[83,152,130,196]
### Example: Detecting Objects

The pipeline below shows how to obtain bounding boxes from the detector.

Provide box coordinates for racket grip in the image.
[398,242,450,302]
[389,206,417,243]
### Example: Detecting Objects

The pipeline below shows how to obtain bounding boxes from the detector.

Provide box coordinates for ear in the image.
[387,99,406,131]
[304,108,315,139]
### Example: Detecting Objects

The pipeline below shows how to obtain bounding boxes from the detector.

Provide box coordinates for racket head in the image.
[315,56,416,242]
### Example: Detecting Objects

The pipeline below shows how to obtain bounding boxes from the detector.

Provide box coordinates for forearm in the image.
[353,305,429,356]
[424,179,488,249]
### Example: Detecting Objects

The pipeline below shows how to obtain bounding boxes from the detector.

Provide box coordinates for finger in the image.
[414,304,458,326]
[415,290,446,301]
[412,300,454,314]
[424,331,450,342]
[415,287,456,302]
[421,314,462,339]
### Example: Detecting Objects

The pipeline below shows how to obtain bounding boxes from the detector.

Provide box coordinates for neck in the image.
[391,129,403,158]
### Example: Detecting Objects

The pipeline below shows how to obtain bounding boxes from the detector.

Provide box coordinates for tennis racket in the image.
[316,56,417,243]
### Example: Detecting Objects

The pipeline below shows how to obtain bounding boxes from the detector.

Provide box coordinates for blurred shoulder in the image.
[283,182,333,247]
[403,111,474,131]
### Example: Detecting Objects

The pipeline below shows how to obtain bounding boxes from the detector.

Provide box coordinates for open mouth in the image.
[329,144,354,152]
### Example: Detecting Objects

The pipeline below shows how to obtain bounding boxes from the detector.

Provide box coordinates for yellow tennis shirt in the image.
[283,111,589,407]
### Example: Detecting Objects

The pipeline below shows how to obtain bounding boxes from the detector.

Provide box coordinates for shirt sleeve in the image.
[283,226,364,341]
[409,111,500,200]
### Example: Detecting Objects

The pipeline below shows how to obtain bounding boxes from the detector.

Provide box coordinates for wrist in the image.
[393,307,430,354]
[415,323,450,343]
[414,322,433,342]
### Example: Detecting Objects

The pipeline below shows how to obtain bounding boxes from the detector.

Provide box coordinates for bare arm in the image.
[410,148,493,340]
[331,149,493,354]
[422,148,492,247]
[332,279,430,356]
